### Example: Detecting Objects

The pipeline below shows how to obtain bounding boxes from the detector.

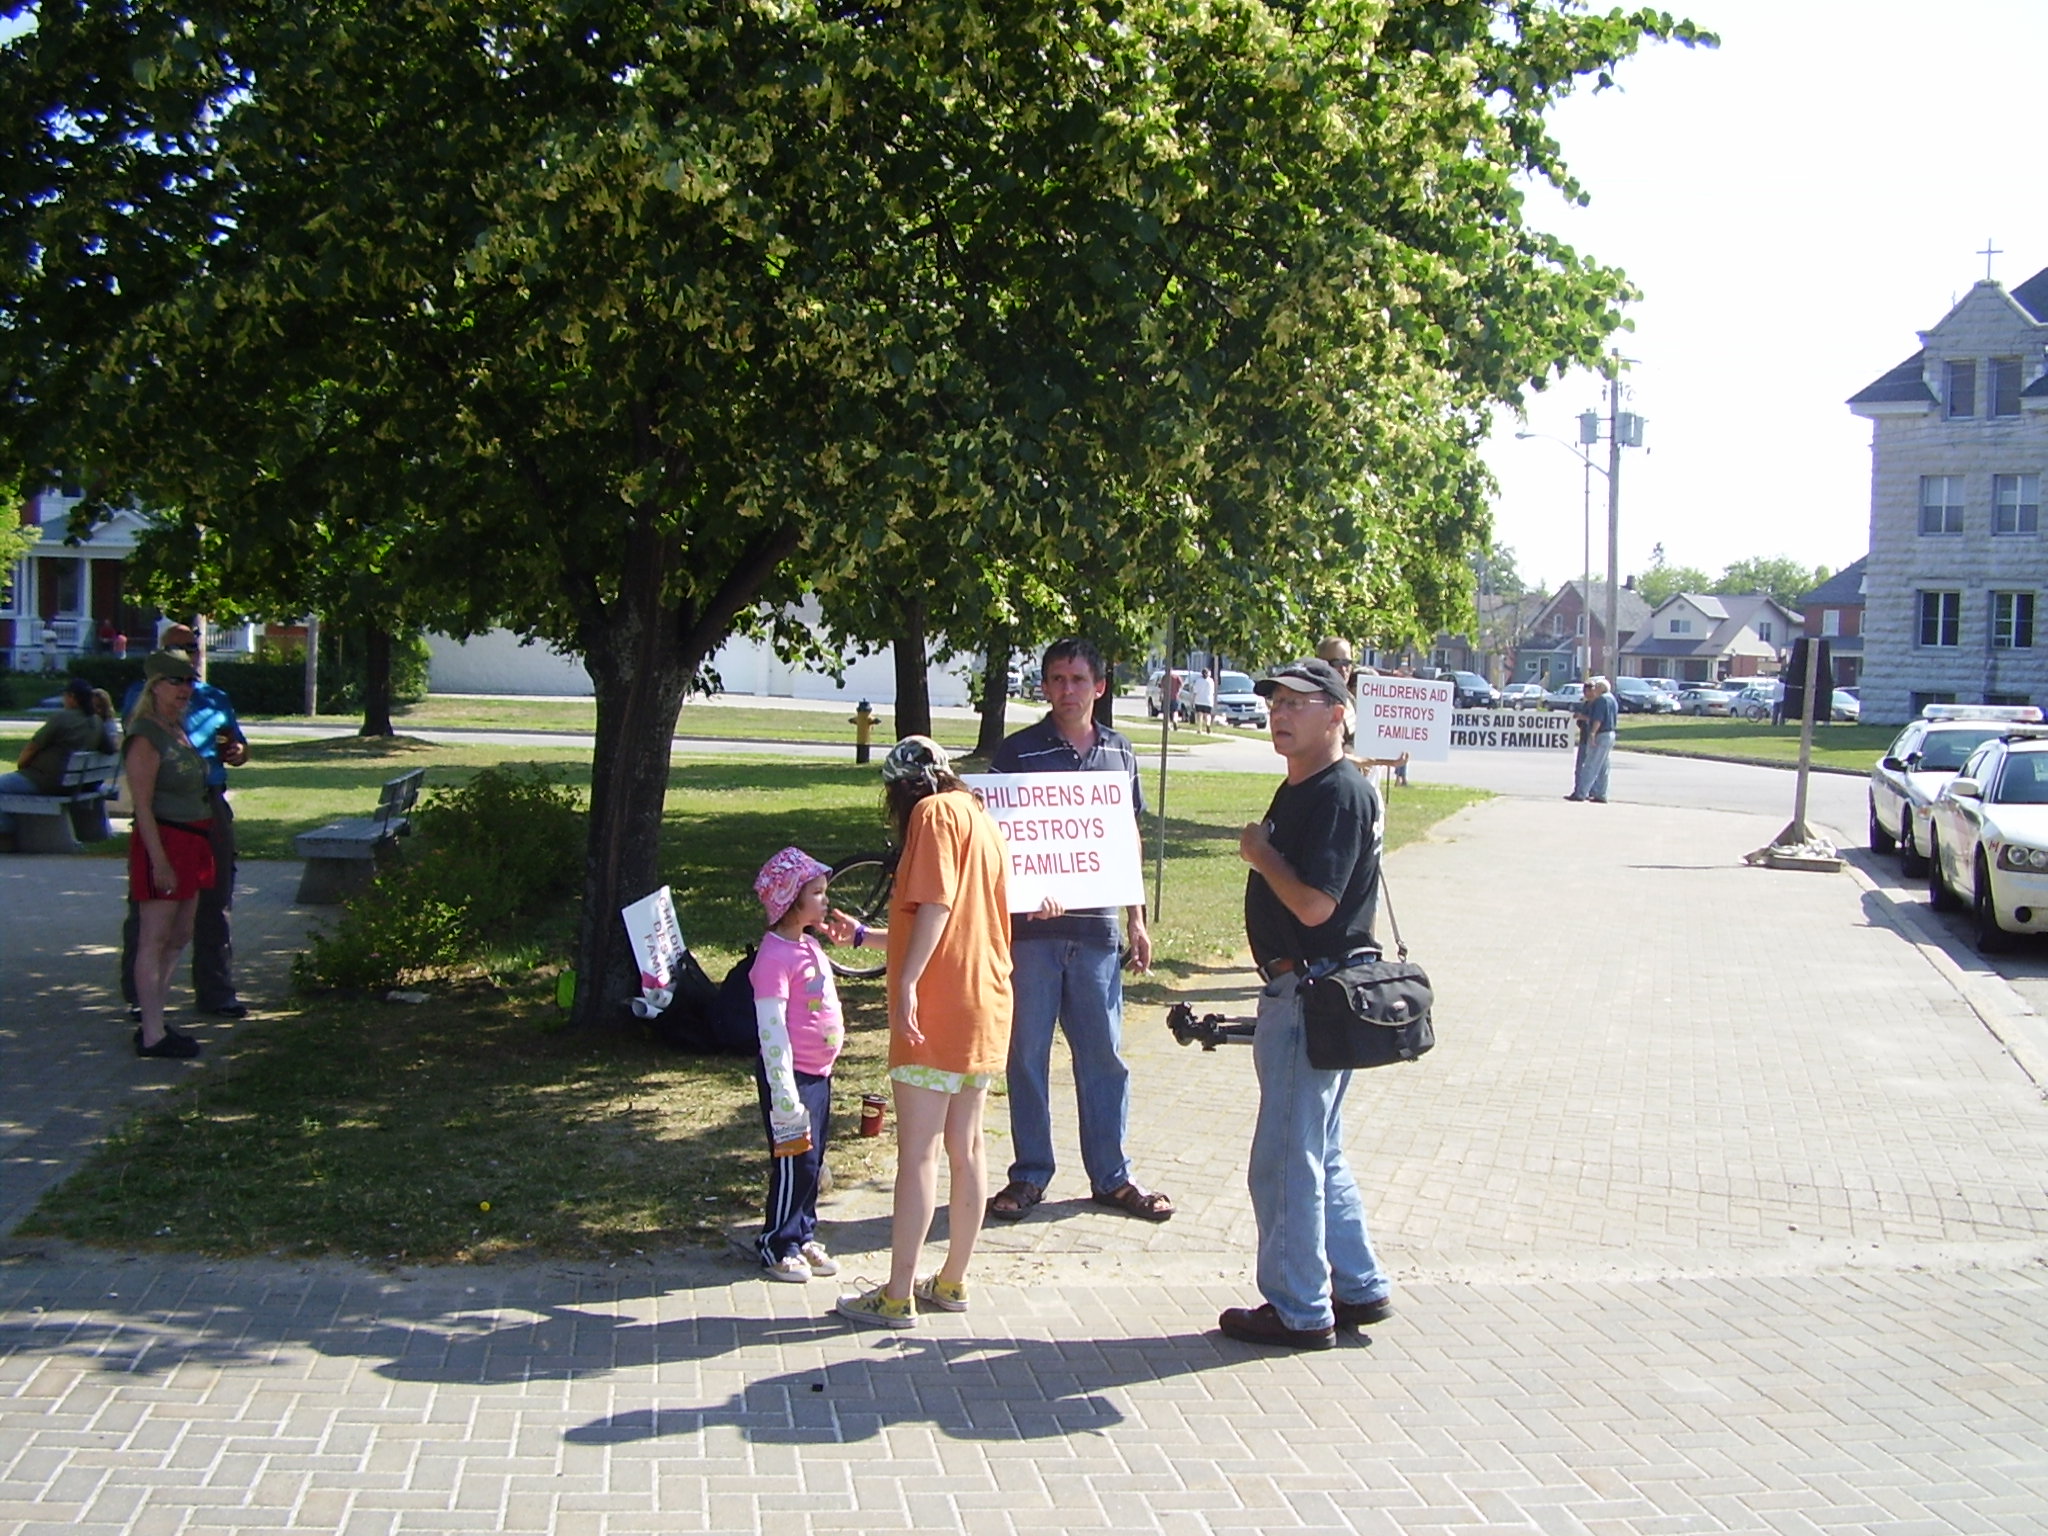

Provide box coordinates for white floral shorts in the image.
[889,1064,1001,1094]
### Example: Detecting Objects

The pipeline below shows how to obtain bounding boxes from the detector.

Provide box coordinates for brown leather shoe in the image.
[1218,1303,1335,1350]
[1334,1296,1393,1330]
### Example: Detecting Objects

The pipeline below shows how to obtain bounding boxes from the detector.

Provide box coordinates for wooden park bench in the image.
[292,769,425,904]
[0,750,121,854]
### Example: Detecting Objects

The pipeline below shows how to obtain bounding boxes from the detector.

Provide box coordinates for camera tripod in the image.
[1165,1001,1258,1050]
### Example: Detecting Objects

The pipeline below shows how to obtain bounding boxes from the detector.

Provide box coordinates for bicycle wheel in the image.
[825,852,895,979]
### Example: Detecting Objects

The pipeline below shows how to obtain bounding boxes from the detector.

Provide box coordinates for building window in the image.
[1946,359,1976,418]
[1920,475,1964,534]
[1993,592,2036,650]
[1911,691,1958,713]
[1918,590,1961,648]
[1820,609,1841,637]
[1668,618,1691,635]
[1575,614,1587,637]
[1991,357,2024,417]
[1756,620,1773,643]
[1994,473,2039,535]
[1,559,19,614]
[1987,693,2032,707]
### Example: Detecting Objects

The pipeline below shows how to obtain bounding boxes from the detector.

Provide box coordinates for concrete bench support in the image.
[293,769,425,904]
[0,751,120,855]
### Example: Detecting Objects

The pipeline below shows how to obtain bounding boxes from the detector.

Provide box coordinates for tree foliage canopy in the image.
[2,0,1709,1021]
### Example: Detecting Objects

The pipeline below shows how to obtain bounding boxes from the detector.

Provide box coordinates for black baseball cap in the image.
[1254,659,1350,706]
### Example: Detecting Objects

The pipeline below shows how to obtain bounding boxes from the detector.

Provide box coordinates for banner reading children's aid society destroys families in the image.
[962,772,1145,915]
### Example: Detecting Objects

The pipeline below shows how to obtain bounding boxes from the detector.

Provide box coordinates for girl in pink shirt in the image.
[750,847,856,1282]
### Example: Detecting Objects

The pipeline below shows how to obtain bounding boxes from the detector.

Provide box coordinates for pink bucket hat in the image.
[754,846,833,925]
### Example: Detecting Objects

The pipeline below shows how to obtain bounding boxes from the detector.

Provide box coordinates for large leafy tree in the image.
[1715,556,1830,609]
[3,0,1705,1025]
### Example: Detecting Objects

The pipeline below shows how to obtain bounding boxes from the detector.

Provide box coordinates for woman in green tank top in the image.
[125,650,214,1060]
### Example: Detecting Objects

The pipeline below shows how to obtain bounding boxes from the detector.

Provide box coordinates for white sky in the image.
[1483,0,2048,594]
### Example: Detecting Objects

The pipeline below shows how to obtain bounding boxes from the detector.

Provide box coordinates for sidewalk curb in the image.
[1843,855,2048,1093]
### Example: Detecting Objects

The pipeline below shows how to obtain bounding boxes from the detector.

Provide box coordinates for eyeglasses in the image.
[1268,694,1341,714]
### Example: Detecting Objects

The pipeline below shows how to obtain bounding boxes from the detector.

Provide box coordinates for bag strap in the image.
[1376,864,1408,962]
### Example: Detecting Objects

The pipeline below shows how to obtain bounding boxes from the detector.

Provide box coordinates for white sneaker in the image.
[799,1241,839,1277]
[763,1253,811,1283]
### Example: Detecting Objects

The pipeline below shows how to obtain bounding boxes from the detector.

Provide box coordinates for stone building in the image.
[1849,267,2048,725]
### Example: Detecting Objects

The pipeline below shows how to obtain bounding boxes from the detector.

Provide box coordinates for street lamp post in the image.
[1515,424,1601,679]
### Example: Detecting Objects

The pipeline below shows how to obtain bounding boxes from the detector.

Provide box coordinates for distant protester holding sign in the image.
[985,638,1173,1225]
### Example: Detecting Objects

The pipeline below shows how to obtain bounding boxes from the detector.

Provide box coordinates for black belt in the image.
[1258,948,1380,984]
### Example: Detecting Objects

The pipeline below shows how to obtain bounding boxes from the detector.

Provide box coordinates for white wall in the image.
[426,626,978,706]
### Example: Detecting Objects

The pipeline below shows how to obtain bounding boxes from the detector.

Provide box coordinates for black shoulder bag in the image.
[1297,871,1434,1070]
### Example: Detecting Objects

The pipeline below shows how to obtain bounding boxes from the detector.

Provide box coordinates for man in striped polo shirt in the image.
[985,638,1173,1225]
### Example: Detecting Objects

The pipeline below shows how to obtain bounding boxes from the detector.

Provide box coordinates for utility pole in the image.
[1603,357,1623,682]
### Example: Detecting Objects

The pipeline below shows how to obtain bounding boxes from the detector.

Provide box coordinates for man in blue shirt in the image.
[121,623,251,1018]
[1568,676,1618,803]
[985,638,1172,1224]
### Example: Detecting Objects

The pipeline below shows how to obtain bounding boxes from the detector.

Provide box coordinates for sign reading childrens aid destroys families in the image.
[1355,674,1456,761]
[963,772,1145,914]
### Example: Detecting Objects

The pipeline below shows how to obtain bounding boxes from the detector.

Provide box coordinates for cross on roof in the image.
[1980,237,2003,281]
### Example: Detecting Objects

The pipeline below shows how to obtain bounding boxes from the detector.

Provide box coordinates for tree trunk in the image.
[567,518,799,1030]
[892,602,931,740]
[1094,648,1117,730]
[574,610,691,1030]
[973,626,1010,759]
[358,624,396,737]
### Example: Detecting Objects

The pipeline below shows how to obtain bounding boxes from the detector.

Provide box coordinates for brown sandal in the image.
[1092,1182,1174,1222]
[986,1180,1044,1221]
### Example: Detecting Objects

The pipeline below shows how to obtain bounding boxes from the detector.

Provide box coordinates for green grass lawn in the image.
[1616,715,1891,773]
[15,745,1483,1265]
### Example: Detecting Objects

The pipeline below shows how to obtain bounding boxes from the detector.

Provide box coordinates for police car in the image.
[1868,705,2043,876]
[1926,727,2048,951]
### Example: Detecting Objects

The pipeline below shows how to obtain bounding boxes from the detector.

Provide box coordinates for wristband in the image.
[854,923,867,949]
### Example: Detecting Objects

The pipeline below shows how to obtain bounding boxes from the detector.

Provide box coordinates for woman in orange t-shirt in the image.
[835,735,1014,1330]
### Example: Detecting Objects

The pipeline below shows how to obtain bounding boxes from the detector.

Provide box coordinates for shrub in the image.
[294,765,586,992]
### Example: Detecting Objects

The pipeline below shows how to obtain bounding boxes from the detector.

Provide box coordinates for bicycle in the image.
[824,849,897,979]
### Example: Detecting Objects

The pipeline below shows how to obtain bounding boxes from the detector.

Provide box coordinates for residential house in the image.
[1848,267,2048,724]
[1514,579,1650,685]
[1420,592,1534,685]
[1621,593,1800,683]
[1796,557,1867,688]
[3,486,157,670]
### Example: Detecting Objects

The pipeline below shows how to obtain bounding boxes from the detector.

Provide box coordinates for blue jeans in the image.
[1574,731,1613,799]
[1004,935,1132,1195]
[1249,975,1390,1331]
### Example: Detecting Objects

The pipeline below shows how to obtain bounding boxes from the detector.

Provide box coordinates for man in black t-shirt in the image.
[1222,657,1395,1351]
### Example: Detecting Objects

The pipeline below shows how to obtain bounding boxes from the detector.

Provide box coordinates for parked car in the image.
[1211,669,1268,728]
[1544,682,1586,711]
[1448,670,1499,710]
[1611,677,1678,714]
[1643,677,1683,698]
[1831,688,1861,723]
[1145,669,1192,718]
[1731,680,1782,720]
[1927,728,2048,950]
[1500,681,1548,710]
[1675,686,1733,716]
[1869,705,2041,874]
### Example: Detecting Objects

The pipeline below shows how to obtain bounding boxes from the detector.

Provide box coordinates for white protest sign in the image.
[620,885,687,1017]
[1449,710,1577,751]
[963,772,1146,914]
[1353,674,1455,762]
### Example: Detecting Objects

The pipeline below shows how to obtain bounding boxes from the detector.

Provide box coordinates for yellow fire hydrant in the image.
[851,699,875,764]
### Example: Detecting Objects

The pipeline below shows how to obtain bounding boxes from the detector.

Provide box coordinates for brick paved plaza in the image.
[4,792,2046,1534]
